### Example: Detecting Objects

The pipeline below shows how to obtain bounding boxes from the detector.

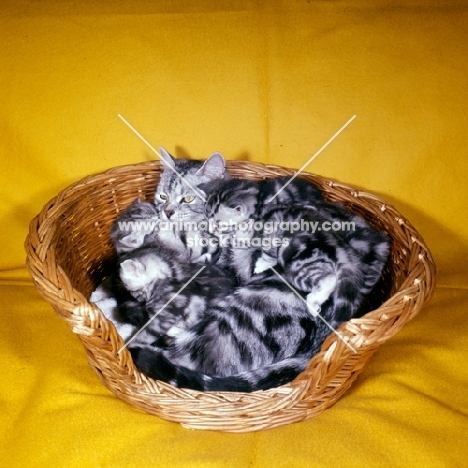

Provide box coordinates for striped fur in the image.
[153,148,226,263]
[110,156,389,392]
[201,177,390,327]
[110,199,160,254]
[111,148,227,262]
[116,247,327,392]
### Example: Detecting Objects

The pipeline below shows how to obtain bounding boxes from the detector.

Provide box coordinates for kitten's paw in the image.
[306,274,337,317]
[191,252,212,264]
[254,255,277,274]
[306,296,321,317]
[166,325,183,337]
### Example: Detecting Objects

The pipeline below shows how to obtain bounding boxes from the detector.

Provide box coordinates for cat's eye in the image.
[182,196,195,203]
[159,194,168,201]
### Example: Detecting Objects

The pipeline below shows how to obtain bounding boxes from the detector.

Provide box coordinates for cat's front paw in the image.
[166,325,185,337]
[253,255,277,274]
[306,295,322,318]
[306,274,337,318]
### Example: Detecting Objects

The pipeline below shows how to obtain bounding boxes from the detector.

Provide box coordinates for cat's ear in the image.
[119,233,145,250]
[233,195,256,216]
[120,259,145,277]
[159,147,176,169]
[233,205,245,215]
[198,152,225,180]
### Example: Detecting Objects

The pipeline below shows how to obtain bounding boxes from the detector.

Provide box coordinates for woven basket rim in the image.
[24,159,436,432]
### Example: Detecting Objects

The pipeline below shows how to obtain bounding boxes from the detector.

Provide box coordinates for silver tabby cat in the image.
[111,147,225,262]
[117,245,326,392]
[111,150,390,392]
[200,177,390,328]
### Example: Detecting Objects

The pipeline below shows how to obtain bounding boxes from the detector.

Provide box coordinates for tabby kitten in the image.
[117,245,327,392]
[201,177,390,327]
[110,199,160,255]
[117,245,237,340]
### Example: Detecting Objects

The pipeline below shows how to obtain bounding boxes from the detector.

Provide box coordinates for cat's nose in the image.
[164,208,175,219]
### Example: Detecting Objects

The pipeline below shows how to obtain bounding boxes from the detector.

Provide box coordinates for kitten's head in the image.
[201,178,259,234]
[110,199,160,254]
[155,147,226,223]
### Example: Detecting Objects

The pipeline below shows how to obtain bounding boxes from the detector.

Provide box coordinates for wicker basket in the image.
[25,160,436,432]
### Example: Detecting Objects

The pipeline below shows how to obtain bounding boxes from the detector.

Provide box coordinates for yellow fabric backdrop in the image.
[1,1,467,466]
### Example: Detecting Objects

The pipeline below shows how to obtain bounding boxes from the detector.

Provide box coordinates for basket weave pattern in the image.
[25,161,436,432]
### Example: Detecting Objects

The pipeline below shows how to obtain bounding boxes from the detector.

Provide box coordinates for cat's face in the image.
[120,254,172,293]
[119,247,190,302]
[203,179,258,234]
[111,199,160,254]
[155,148,226,223]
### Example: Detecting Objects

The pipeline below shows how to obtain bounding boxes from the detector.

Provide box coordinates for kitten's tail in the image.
[130,347,312,393]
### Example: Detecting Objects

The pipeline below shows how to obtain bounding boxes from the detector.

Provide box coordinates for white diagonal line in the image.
[118,114,206,202]
[269,266,357,353]
[117,265,206,353]
[267,115,356,203]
